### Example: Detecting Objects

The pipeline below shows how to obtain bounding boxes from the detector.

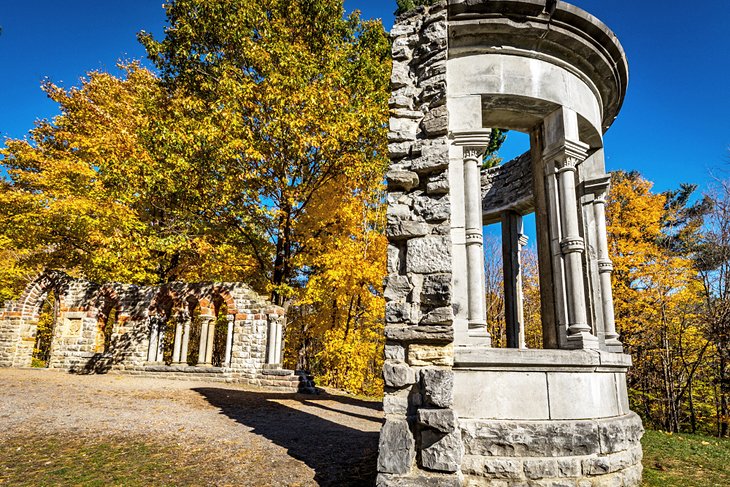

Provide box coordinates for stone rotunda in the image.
[379,1,643,486]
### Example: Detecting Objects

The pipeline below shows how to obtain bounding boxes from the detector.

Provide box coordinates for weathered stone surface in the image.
[385,325,454,343]
[422,368,454,408]
[421,105,448,137]
[414,195,449,222]
[461,419,601,457]
[524,459,559,480]
[421,274,452,306]
[387,221,432,240]
[420,306,454,325]
[411,144,449,174]
[418,408,457,433]
[408,343,453,367]
[384,390,410,415]
[426,172,449,195]
[388,244,403,274]
[384,361,417,388]
[386,301,411,324]
[391,63,411,89]
[406,236,451,274]
[384,275,413,302]
[387,170,420,192]
[421,429,463,472]
[461,456,524,479]
[378,419,416,474]
[376,473,460,487]
[387,203,412,224]
[385,343,406,361]
[598,412,644,454]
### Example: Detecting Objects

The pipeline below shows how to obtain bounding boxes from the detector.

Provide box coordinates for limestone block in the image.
[385,325,454,344]
[460,419,600,458]
[427,172,449,195]
[598,413,643,454]
[387,170,420,192]
[422,368,454,408]
[388,245,403,274]
[391,62,412,89]
[524,459,559,480]
[421,274,452,306]
[418,408,457,433]
[387,203,412,224]
[386,301,411,324]
[414,195,450,222]
[384,391,409,415]
[421,105,448,137]
[387,221,432,241]
[557,458,583,477]
[406,236,451,274]
[420,306,454,325]
[376,473,460,487]
[389,142,415,159]
[411,144,449,174]
[385,343,406,361]
[421,429,463,472]
[378,419,416,475]
[384,361,417,388]
[408,343,453,367]
[460,455,524,480]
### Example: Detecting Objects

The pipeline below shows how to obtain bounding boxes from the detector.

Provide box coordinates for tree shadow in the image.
[194,387,383,486]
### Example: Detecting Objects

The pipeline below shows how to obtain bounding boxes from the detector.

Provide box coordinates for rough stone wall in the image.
[380,2,462,485]
[0,273,283,385]
[460,413,644,486]
[481,151,534,223]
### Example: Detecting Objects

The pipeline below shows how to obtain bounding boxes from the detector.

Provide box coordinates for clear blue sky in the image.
[1,1,729,195]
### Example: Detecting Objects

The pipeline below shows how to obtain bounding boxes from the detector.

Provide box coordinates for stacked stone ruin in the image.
[379,1,643,486]
[0,271,303,391]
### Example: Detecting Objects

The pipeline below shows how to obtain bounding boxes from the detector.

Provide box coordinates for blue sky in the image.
[1,1,729,196]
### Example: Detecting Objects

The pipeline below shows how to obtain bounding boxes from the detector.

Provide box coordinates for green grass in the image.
[0,435,237,486]
[642,429,730,487]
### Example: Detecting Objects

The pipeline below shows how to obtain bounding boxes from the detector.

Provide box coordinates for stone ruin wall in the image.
[381,2,462,485]
[0,271,295,389]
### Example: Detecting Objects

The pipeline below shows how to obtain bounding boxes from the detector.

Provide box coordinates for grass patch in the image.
[0,434,242,486]
[642,429,730,487]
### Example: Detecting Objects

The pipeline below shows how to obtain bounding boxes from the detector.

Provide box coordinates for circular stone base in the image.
[459,413,644,486]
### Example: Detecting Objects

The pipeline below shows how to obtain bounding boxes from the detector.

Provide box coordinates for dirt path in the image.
[0,368,383,486]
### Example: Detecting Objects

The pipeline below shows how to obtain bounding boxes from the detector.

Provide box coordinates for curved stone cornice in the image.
[448,0,629,132]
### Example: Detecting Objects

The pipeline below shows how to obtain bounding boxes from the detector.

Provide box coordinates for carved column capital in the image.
[452,129,492,161]
[584,175,612,202]
[543,139,590,172]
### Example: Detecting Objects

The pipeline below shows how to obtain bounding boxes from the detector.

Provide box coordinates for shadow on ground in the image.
[194,388,383,486]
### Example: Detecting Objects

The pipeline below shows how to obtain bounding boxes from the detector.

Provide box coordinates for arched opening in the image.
[32,289,59,368]
[211,297,229,367]
[186,298,202,366]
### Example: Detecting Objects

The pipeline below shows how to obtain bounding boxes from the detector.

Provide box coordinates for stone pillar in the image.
[197,317,210,366]
[267,319,277,364]
[180,320,191,366]
[587,176,623,352]
[146,317,159,363]
[542,107,598,349]
[204,319,215,366]
[224,317,234,367]
[172,320,183,364]
[502,211,527,349]
[453,130,491,344]
[274,319,284,365]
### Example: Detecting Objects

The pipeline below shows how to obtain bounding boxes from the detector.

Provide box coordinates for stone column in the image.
[180,320,191,366]
[502,211,527,349]
[146,317,159,363]
[542,108,598,349]
[172,320,183,364]
[273,320,283,365]
[453,130,491,344]
[267,319,277,364]
[587,176,623,352]
[224,317,234,367]
[205,319,216,366]
[197,317,210,365]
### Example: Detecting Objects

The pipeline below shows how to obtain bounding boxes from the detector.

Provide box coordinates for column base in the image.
[565,331,600,350]
[605,338,624,353]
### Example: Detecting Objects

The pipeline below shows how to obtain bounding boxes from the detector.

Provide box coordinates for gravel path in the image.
[0,368,383,486]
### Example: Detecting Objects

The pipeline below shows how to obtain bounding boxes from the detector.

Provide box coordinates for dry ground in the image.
[0,368,383,486]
